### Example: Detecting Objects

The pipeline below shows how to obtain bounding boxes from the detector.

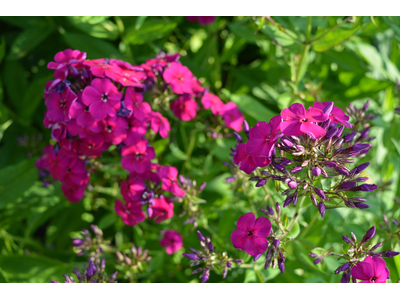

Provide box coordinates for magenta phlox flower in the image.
[150,196,174,223]
[219,102,244,132]
[69,92,103,135]
[82,78,122,121]
[84,59,123,78]
[246,115,283,157]
[59,156,88,186]
[120,177,147,202]
[313,101,353,128]
[186,16,216,25]
[47,49,86,79]
[280,103,328,139]
[149,112,170,138]
[107,68,146,89]
[115,199,146,226]
[201,93,224,115]
[76,133,110,157]
[163,62,195,94]
[233,143,271,174]
[160,230,183,254]
[121,139,155,173]
[62,182,87,202]
[231,212,272,256]
[158,166,185,197]
[102,116,128,145]
[45,87,77,123]
[48,149,73,180]
[50,123,67,143]
[123,87,151,120]
[170,94,199,121]
[351,256,390,283]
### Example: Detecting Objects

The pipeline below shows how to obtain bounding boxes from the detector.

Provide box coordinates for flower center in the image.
[135,152,143,160]
[134,102,139,108]
[102,94,108,102]
[178,76,183,81]
[106,125,112,132]
[247,230,253,237]
[371,276,377,282]
[300,118,307,122]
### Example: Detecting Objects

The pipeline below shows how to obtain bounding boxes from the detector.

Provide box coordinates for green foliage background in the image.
[0,16,399,283]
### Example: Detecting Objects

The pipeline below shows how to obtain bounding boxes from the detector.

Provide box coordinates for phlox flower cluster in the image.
[309,226,399,283]
[186,16,216,26]
[36,49,243,228]
[229,101,377,217]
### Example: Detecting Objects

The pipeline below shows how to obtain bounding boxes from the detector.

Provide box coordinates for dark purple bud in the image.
[311,167,321,177]
[309,253,317,257]
[341,263,350,272]
[183,253,199,260]
[196,230,205,242]
[370,242,383,251]
[314,187,326,200]
[355,202,370,209]
[72,238,84,246]
[342,235,353,245]
[314,258,321,265]
[310,192,317,206]
[325,127,338,139]
[292,193,299,205]
[360,226,375,245]
[363,100,370,111]
[355,162,370,173]
[324,161,337,168]
[343,131,357,143]
[272,162,286,172]
[335,166,349,175]
[256,180,267,187]
[227,261,232,268]
[353,177,368,182]
[267,206,274,216]
[206,237,214,252]
[288,181,297,189]
[229,152,236,156]
[233,132,242,143]
[395,107,400,115]
[253,254,262,262]
[232,259,243,263]
[360,128,369,139]
[201,271,210,283]
[380,251,400,258]
[222,161,231,167]
[278,261,285,274]
[360,184,377,192]
[273,239,280,247]
[334,265,343,274]
[192,268,203,275]
[283,196,293,208]
[318,202,325,218]
[249,176,261,181]
[323,102,334,115]
[353,143,371,152]
[243,120,250,134]
[226,177,235,183]
[87,261,96,277]
[342,181,357,189]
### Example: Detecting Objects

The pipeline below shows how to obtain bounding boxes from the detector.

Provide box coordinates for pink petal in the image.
[253,155,271,167]
[245,236,268,256]
[230,230,248,251]
[281,103,305,120]
[249,121,271,139]
[368,257,387,278]
[252,217,272,238]
[239,156,257,174]
[351,262,374,281]
[236,212,255,231]
[280,120,303,136]
[305,107,328,122]
[89,101,108,120]
[300,122,326,139]
[82,86,101,106]
[115,200,126,216]
[233,143,247,165]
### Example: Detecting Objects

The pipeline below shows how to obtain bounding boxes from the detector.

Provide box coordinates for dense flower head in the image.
[37,48,244,224]
[186,16,216,25]
[231,212,272,256]
[160,230,183,254]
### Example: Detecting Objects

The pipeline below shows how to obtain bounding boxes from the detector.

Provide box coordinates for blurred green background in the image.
[0,16,399,283]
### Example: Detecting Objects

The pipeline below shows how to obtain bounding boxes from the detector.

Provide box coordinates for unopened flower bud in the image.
[318,202,325,218]
[273,239,280,247]
[183,253,199,260]
[288,181,297,189]
[312,167,322,177]
[192,268,203,275]
[314,258,321,265]
[233,132,242,143]
[314,187,326,200]
[380,251,400,258]
[291,166,303,173]
[256,179,267,187]
[275,202,281,215]
[309,253,317,258]
[278,261,285,274]
[232,259,243,263]
[370,242,383,251]
[196,230,205,242]
[253,254,262,262]
[310,192,317,206]
[325,127,338,139]
[350,232,357,243]
[206,237,214,252]
[360,226,375,245]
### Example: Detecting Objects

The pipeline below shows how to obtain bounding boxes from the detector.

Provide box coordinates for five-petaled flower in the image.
[160,230,183,254]
[351,256,390,283]
[231,212,272,256]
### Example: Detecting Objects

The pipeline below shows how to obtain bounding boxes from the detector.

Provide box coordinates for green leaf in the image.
[285,222,301,239]
[0,159,37,209]
[66,16,119,40]
[125,20,177,45]
[228,22,259,44]
[63,33,123,59]
[9,25,53,60]
[0,16,44,29]
[153,138,169,157]
[1,60,28,111]
[20,76,52,122]
[312,25,361,52]
[75,16,111,24]
[261,24,300,48]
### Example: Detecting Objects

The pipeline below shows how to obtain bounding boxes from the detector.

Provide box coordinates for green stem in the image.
[299,211,319,238]
[294,17,312,85]
[181,128,196,173]
[309,16,353,44]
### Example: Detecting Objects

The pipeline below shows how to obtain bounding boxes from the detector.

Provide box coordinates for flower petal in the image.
[244,236,268,256]
[230,230,248,251]
[252,217,272,238]
[281,103,305,120]
[351,262,374,281]
[300,122,326,139]
[236,212,255,231]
